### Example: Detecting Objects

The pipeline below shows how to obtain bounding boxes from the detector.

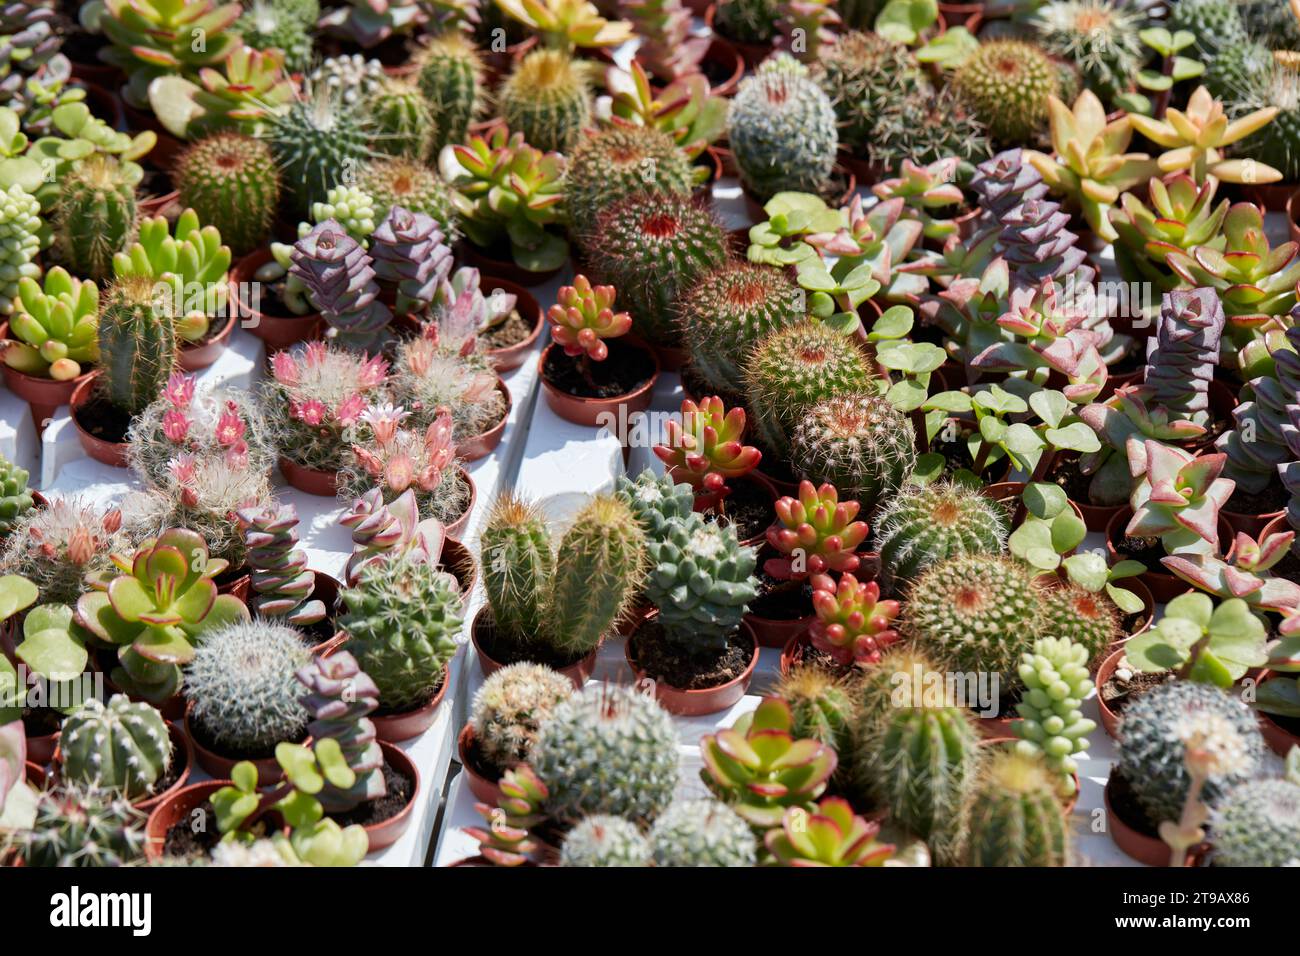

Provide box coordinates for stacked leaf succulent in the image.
[288,220,393,351]
[58,695,172,799]
[370,206,451,317]
[236,504,326,627]
[293,651,386,812]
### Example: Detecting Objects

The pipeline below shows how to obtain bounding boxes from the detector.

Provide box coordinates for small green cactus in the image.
[1041,583,1121,663]
[813,30,926,150]
[58,695,173,800]
[1210,779,1300,867]
[263,85,375,215]
[566,125,695,235]
[499,48,591,155]
[416,30,484,152]
[469,662,574,774]
[560,815,652,867]
[871,482,1008,586]
[356,157,458,238]
[175,133,281,256]
[650,798,757,867]
[0,452,34,537]
[8,781,146,867]
[52,156,136,284]
[367,77,435,160]
[95,275,177,417]
[954,39,1063,145]
[965,750,1071,866]
[615,469,694,538]
[480,493,555,643]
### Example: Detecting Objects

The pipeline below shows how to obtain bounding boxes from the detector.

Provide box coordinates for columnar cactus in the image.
[615,468,694,537]
[53,157,135,285]
[532,684,679,824]
[559,815,652,867]
[1117,680,1265,827]
[366,77,433,160]
[764,480,870,580]
[469,662,574,774]
[236,504,326,627]
[565,125,695,235]
[183,620,311,757]
[0,452,34,537]
[479,493,555,641]
[789,395,917,516]
[965,751,1071,866]
[1012,636,1096,797]
[808,571,900,667]
[774,666,856,760]
[744,319,874,457]
[59,695,173,800]
[95,276,177,417]
[289,220,393,351]
[369,206,452,316]
[679,262,804,397]
[337,554,463,712]
[415,30,484,152]
[642,512,759,656]
[650,798,756,867]
[1143,288,1226,428]
[726,53,837,202]
[1209,779,1300,867]
[294,652,386,813]
[871,482,1008,586]
[499,49,591,154]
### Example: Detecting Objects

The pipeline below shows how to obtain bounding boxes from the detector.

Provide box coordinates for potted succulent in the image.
[539,275,660,427]
[1256,618,1300,757]
[235,503,338,647]
[600,62,729,180]
[781,569,901,675]
[338,488,475,598]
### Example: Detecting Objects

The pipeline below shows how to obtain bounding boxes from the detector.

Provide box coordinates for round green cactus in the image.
[416,30,484,152]
[366,77,434,160]
[1210,779,1300,867]
[871,481,1008,586]
[175,132,281,256]
[559,814,652,867]
[499,48,591,155]
[52,156,135,285]
[1167,0,1247,58]
[15,782,146,867]
[954,39,1062,145]
[59,695,173,800]
[337,554,463,712]
[1205,40,1274,101]
[237,0,316,73]
[1041,583,1121,663]
[357,157,458,239]
[184,620,311,757]
[776,666,856,759]
[263,86,374,215]
[744,318,874,457]
[679,262,804,397]
[904,554,1048,684]
[469,662,574,774]
[966,750,1071,866]
[789,395,917,517]
[1031,0,1144,102]
[532,684,679,825]
[650,798,757,867]
[727,53,837,202]
[566,125,695,235]
[813,30,925,149]
[1117,680,1265,827]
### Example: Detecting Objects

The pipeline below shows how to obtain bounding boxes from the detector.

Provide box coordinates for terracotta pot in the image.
[1243,181,1297,212]
[455,376,510,463]
[692,146,725,202]
[184,701,291,786]
[53,723,192,814]
[0,321,95,432]
[703,4,770,68]
[444,466,477,540]
[177,310,236,371]
[459,237,566,286]
[471,606,597,689]
[217,571,250,603]
[1105,770,1174,866]
[481,278,542,372]
[25,728,58,766]
[1095,647,1126,740]
[748,608,814,650]
[279,456,337,497]
[1105,506,1234,604]
[25,760,45,787]
[138,189,180,219]
[701,37,744,97]
[625,617,760,716]
[371,663,449,743]
[539,341,660,427]
[977,713,1020,739]
[1255,669,1300,757]
[1222,505,1286,539]
[441,536,478,610]
[653,343,689,372]
[69,372,128,468]
[1289,188,1300,245]
[230,249,322,349]
[70,61,124,89]
[144,780,228,862]
[362,741,420,852]
[457,723,505,806]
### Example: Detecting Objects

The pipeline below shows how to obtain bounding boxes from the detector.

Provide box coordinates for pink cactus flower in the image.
[162,409,191,443]
[163,372,196,408]
[271,350,300,385]
[215,402,246,447]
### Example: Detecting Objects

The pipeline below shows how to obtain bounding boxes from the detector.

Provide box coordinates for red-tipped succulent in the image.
[765,480,869,580]
[547,274,632,361]
[653,396,761,495]
[1126,439,1234,552]
[808,571,901,666]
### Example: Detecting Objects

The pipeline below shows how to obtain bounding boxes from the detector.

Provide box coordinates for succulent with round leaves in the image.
[615,468,694,539]
[565,124,695,236]
[75,528,251,705]
[237,0,317,73]
[652,396,762,497]
[58,694,172,799]
[726,53,837,203]
[357,157,458,238]
[744,319,874,457]
[1011,636,1095,798]
[235,504,326,627]
[808,571,900,667]
[851,648,982,865]
[499,48,590,155]
[416,30,484,152]
[871,481,1008,587]
[365,77,434,160]
[1123,593,1268,689]
[954,39,1063,145]
[650,798,756,867]
[0,452,33,536]
[94,275,177,418]
[338,487,444,586]
[263,85,375,216]
[174,133,281,257]
[1209,779,1300,868]
[470,662,574,775]
[532,684,679,825]
[904,554,1049,684]
[764,480,870,581]
[1117,679,1265,828]
[789,395,917,517]
[642,511,758,657]
[813,30,924,150]
[7,781,145,866]
[292,651,386,813]
[679,262,803,398]
[559,814,652,867]
[1030,0,1145,102]
[700,696,837,828]
[184,620,311,757]
[965,750,1071,867]
[337,553,462,713]
[764,797,894,866]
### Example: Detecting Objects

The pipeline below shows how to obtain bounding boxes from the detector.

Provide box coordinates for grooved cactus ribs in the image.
[966,750,1071,866]
[470,662,573,774]
[872,482,1008,586]
[500,48,591,155]
[1210,779,1300,867]
[96,275,177,418]
[52,156,136,285]
[955,39,1063,145]
[59,695,173,800]
[175,133,281,256]
[416,30,484,152]
[566,125,695,236]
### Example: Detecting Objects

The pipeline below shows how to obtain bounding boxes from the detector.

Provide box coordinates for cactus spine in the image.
[175,133,281,256]
[96,276,177,416]
[58,695,173,800]
[263,86,374,215]
[416,31,484,152]
[366,78,435,160]
[789,395,917,516]
[871,482,1008,586]
[499,48,591,155]
[954,39,1062,145]
[469,662,574,774]
[650,799,757,867]
[560,815,652,867]
[53,156,136,283]
[1210,780,1300,867]
[566,125,695,235]
[965,750,1071,866]
[480,493,555,642]
[14,782,146,866]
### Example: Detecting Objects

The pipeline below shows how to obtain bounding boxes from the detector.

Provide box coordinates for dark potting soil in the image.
[481,310,533,350]
[474,609,588,671]
[796,643,851,675]
[21,707,64,738]
[680,362,748,414]
[1115,534,1167,574]
[163,805,221,859]
[1120,603,1152,640]
[699,55,733,89]
[373,669,444,719]
[1273,547,1300,585]
[185,311,230,349]
[329,759,412,828]
[748,571,813,621]
[190,711,306,762]
[257,281,305,320]
[701,477,773,543]
[542,338,656,399]
[1047,454,1099,506]
[140,166,174,200]
[1101,667,1172,718]
[632,619,753,690]
[930,431,979,477]
[73,396,131,444]
[1225,481,1289,518]
[1108,769,1160,838]
[149,746,183,796]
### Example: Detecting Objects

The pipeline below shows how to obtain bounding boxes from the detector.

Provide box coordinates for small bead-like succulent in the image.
[764,480,870,581]
[808,571,900,667]
[0,452,34,537]
[1011,636,1096,797]
[652,396,761,496]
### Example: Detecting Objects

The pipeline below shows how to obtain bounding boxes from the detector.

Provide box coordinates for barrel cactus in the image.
[356,156,458,236]
[12,782,146,866]
[559,815,652,867]
[263,85,374,215]
[1041,583,1121,662]
[499,48,591,155]
[1209,779,1300,867]
[175,133,281,255]
[566,125,695,235]
[469,662,574,775]
[871,482,1008,586]
[58,695,173,800]
[954,39,1063,145]
[966,750,1071,866]
[366,77,434,160]
[789,395,917,516]
[650,798,757,867]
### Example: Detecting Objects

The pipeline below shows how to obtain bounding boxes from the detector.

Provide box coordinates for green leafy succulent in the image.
[1125,592,1268,687]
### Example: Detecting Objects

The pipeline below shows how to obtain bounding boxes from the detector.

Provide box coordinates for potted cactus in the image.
[539,274,660,427]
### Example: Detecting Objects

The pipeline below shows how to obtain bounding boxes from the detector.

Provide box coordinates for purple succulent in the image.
[289,219,393,351]
[1143,287,1225,425]
[370,205,454,318]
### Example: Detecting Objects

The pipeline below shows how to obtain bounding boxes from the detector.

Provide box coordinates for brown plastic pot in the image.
[471,606,598,689]
[441,536,478,610]
[362,740,420,852]
[184,700,291,786]
[1105,770,1175,866]
[69,372,128,468]
[217,570,250,603]
[539,341,660,427]
[455,376,510,463]
[144,780,228,862]
[703,4,770,68]
[444,466,477,540]
[278,456,337,497]
[653,343,690,372]
[138,189,180,219]
[692,146,726,202]
[482,278,542,372]
[230,249,322,349]
[1105,507,1233,604]
[701,37,744,96]
[1222,505,1286,539]
[457,723,505,806]
[1095,647,1126,740]
[177,310,235,371]
[625,617,760,716]
[371,663,449,743]
[458,237,566,286]
[695,470,777,548]
[1255,669,1300,757]
[748,608,814,650]
[1243,181,1298,212]
[0,321,94,432]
